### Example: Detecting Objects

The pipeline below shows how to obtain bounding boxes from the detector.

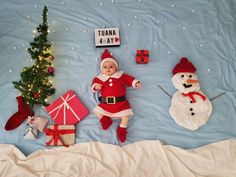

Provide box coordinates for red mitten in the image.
[100,116,112,130]
[117,126,128,143]
[5,96,34,131]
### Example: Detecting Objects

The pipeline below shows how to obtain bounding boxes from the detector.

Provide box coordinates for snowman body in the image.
[169,64,212,130]
[170,90,212,130]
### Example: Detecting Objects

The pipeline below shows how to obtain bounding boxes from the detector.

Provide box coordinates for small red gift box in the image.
[44,125,76,147]
[45,90,89,125]
[136,50,149,64]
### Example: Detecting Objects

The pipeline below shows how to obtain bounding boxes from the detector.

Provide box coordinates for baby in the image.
[92,49,141,142]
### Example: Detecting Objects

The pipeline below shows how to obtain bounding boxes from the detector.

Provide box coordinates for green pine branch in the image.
[13,6,55,111]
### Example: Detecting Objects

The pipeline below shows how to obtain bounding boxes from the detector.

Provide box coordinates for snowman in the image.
[169,57,212,130]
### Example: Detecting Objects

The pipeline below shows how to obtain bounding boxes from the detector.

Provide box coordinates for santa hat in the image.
[172,57,196,75]
[100,49,118,70]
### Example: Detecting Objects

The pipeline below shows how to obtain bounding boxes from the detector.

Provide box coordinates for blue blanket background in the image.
[0,0,235,155]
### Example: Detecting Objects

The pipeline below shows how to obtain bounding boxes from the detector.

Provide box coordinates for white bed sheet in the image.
[1,139,236,177]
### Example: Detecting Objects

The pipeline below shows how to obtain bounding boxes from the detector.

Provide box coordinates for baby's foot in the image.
[117,126,128,143]
[100,116,112,130]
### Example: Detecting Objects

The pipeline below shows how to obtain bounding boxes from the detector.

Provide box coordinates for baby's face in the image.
[101,61,117,76]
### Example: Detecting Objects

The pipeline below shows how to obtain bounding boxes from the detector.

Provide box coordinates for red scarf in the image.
[182,91,206,103]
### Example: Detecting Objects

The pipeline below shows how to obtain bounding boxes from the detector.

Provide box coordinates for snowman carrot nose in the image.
[187,79,199,83]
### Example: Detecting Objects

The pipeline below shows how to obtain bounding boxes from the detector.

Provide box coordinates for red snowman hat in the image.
[100,49,118,70]
[172,57,196,75]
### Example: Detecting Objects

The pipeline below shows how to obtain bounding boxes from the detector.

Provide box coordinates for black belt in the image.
[99,96,126,104]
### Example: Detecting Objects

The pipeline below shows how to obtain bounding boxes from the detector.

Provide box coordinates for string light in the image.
[13,6,55,108]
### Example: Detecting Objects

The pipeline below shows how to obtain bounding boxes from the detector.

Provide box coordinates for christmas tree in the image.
[13,6,55,112]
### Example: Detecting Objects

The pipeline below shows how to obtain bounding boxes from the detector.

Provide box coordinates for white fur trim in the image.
[92,83,101,92]
[94,106,134,118]
[100,58,118,70]
[132,79,139,88]
[96,71,124,82]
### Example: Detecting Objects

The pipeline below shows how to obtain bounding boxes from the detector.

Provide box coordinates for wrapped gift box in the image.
[136,50,149,64]
[44,125,76,147]
[24,125,38,139]
[45,90,89,125]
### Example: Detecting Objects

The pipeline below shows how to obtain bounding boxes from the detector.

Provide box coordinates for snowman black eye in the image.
[189,75,192,78]
[181,75,184,78]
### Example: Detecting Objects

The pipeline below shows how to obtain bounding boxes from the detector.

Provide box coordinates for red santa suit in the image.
[92,70,139,118]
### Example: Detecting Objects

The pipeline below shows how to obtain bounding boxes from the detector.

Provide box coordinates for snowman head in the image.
[172,57,200,93]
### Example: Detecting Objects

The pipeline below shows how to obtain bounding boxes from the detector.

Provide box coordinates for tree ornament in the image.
[34,92,40,98]
[48,66,55,74]
[48,55,54,60]
[23,67,29,72]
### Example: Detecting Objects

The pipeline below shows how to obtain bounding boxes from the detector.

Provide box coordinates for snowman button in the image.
[191,112,195,116]
[190,101,193,103]
[190,108,193,111]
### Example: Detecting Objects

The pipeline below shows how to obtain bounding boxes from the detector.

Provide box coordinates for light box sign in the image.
[95,28,120,47]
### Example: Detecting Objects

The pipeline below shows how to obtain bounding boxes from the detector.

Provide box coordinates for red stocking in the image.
[5,96,34,131]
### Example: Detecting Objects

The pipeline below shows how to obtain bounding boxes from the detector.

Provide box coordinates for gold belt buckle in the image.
[106,96,116,104]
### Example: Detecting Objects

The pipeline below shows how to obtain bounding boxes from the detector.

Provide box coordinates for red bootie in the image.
[100,116,112,130]
[5,96,33,131]
[117,126,128,143]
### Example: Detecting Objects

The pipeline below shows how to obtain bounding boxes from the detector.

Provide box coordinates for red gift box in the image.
[136,50,149,64]
[45,90,89,125]
[44,125,75,147]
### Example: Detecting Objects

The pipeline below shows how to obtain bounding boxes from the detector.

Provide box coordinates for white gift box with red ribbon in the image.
[45,90,89,125]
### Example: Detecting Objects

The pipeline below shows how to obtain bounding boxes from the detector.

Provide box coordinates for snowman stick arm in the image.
[210,92,225,101]
[157,85,172,98]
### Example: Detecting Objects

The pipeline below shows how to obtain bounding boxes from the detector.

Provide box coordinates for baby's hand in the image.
[135,82,142,88]
[95,84,102,91]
